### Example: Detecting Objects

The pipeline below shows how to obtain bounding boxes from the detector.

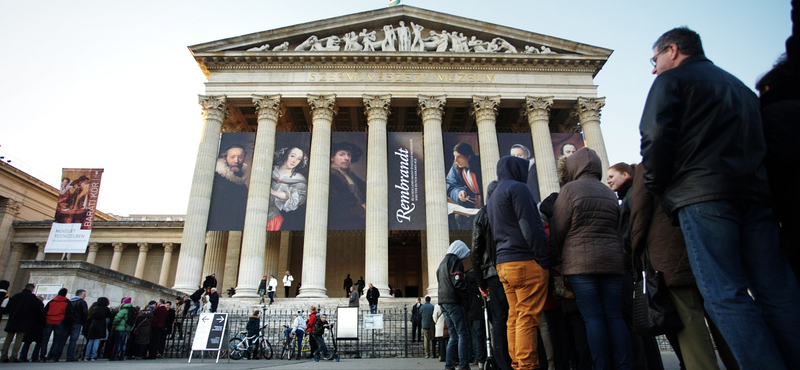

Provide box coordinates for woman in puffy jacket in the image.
[84,297,113,361]
[552,147,632,370]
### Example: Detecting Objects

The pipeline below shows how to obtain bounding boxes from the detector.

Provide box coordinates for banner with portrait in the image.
[388,132,425,230]
[45,168,104,253]
[207,132,256,231]
[551,133,585,163]
[328,132,368,230]
[497,133,541,203]
[266,132,312,231]
[443,133,482,230]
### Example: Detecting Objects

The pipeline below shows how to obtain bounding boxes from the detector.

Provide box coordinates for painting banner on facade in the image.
[207,132,256,231]
[551,133,585,163]
[45,168,104,253]
[388,132,426,230]
[328,132,368,230]
[443,132,482,230]
[267,132,312,231]
[498,133,541,203]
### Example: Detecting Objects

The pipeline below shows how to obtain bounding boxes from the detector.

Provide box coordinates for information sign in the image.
[364,314,384,330]
[189,313,229,363]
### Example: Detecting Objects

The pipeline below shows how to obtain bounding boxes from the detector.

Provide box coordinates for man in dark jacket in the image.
[486,155,549,370]
[640,27,800,370]
[437,240,478,370]
[202,274,217,290]
[366,283,380,314]
[208,288,219,313]
[343,274,353,298]
[420,296,435,359]
[189,287,204,315]
[1,284,42,363]
[66,289,88,362]
[150,299,167,358]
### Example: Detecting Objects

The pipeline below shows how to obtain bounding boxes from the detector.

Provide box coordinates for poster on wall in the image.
[266,132,312,231]
[388,132,425,230]
[442,132,482,230]
[207,132,256,231]
[497,133,541,203]
[328,132,368,230]
[45,168,104,253]
[550,133,585,163]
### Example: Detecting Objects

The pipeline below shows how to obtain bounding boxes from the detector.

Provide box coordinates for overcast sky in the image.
[0,0,792,216]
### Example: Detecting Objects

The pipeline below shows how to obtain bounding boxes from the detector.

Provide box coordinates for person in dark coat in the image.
[202,274,217,290]
[83,297,113,361]
[18,302,45,362]
[246,311,260,359]
[164,301,176,340]
[208,288,219,313]
[1,284,43,363]
[132,305,153,359]
[343,274,353,298]
[189,287,204,315]
[0,280,9,327]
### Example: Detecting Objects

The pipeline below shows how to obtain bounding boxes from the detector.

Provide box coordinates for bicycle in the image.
[280,326,305,360]
[300,331,313,359]
[228,323,273,360]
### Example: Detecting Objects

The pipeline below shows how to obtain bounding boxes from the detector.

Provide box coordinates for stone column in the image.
[110,242,125,271]
[263,234,280,278]
[35,242,46,261]
[0,199,21,278]
[221,232,242,292]
[575,97,609,172]
[86,242,99,264]
[159,243,175,286]
[202,231,227,280]
[418,95,449,298]
[363,94,392,297]
[134,242,150,279]
[471,95,501,195]
[4,243,26,281]
[523,96,559,197]
[277,231,292,285]
[174,95,227,293]
[298,94,337,298]
[235,94,283,297]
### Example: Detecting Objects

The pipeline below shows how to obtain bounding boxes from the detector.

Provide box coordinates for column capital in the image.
[11,242,25,252]
[252,94,284,122]
[198,95,228,122]
[573,97,606,124]
[1,199,21,216]
[307,94,338,122]
[137,242,150,252]
[522,96,554,119]
[363,94,392,122]
[112,242,125,252]
[35,242,46,251]
[87,242,100,253]
[417,95,447,122]
[163,242,174,253]
[470,95,500,121]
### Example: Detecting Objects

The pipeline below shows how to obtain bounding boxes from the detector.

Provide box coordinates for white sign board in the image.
[191,313,228,351]
[364,314,384,330]
[336,306,359,339]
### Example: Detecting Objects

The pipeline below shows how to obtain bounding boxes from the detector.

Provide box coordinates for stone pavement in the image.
[0,352,697,369]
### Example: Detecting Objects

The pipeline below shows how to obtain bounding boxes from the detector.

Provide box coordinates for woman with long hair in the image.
[267,146,308,231]
[84,297,112,361]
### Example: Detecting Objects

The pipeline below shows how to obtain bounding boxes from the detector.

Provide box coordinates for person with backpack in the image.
[111,297,135,361]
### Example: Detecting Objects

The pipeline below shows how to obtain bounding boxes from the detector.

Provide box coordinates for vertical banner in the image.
[207,132,256,231]
[551,133,585,162]
[388,132,426,230]
[443,133,482,230]
[328,132,368,230]
[267,132,311,231]
[497,133,541,203]
[45,168,104,253]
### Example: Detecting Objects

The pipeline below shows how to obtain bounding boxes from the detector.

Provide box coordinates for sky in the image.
[0,1,792,216]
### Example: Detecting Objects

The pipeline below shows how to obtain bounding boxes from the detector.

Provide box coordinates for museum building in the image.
[3,5,613,300]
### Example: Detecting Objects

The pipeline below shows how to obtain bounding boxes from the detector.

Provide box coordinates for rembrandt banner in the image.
[45,168,104,253]
[328,132,368,230]
[267,132,311,231]
[388,132,425,230]
[443,133,482,230]
[207,132,256,231]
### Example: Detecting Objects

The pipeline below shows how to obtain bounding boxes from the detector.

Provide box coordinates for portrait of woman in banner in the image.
[55,171,91,225]
[267,145,309,231]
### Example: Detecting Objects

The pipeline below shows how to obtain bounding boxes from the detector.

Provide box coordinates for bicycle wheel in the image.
[301,336,312,358]
[280,339,293,360]
[259,339,273,360]
[229,337,244,360]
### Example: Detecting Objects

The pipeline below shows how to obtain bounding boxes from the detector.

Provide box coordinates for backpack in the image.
[124,307,136,328]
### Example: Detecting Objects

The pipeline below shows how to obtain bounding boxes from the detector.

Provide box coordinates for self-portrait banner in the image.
[328,132,368,230]
[267,132,311,231]
[207,132,256,231]
[497,133,541,203]
[443,132,482,230]
[388,132,426,230]
[551,133,585,163]
[45,168,104,253]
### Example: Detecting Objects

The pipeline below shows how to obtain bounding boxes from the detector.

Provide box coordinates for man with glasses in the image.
[639,27,800,370]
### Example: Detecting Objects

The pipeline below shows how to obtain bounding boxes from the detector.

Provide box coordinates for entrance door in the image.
[387,233,422,298]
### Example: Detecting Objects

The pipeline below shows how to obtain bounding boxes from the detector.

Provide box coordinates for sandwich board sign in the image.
[189,313,229,363]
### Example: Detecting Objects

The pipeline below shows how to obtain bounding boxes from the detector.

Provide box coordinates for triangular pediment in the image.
[189,6,612,57]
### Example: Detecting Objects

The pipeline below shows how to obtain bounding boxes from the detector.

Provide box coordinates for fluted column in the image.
[202,231,227,281]
[86,242,99,264]
[3,243,26,281]
[575,97,609,172]
[298,94,337,298]
[523,97,559,196]
[35,242,46,261]
[134,242,150,279]
[0,199,21,278]
[471,95,501,195]
[174,95,227,293]
[418,95,449,298]
[222,232,242,293]
[159,243,174,286]
[363,94,392,297]
[110,242,125,271]
[235,95,283,297]
[263,234,281,279]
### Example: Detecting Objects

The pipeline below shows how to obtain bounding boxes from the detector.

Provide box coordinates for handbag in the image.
[632,247,683,336]
[552,275,574,299]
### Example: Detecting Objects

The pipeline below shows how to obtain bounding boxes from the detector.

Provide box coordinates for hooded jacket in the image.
[487,156,549,268]
[436,240,477,304]
[552,148,623,276]
[44,295,73,325]
[69,295,88,326]
[112,303,135,331]
[471,181,499,288]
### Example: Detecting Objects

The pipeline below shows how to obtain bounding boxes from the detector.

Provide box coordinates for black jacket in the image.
[640,54,771,219]
[471,205,497,289]
[366,287,380,305]
[436,241,478,305]
[69,297,88,326]
[4,289,43,333]
[86,306,113,339]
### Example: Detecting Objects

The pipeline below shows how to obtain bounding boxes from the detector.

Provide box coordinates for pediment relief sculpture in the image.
[246,21,557,54]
